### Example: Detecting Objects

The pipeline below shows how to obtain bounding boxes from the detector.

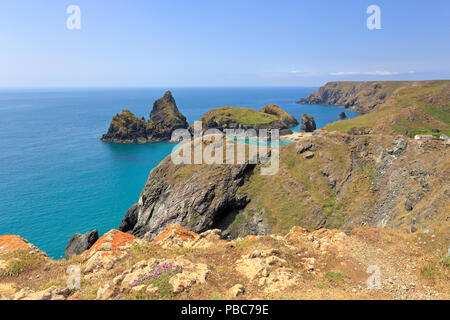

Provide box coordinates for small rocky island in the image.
[300,114,316,132]
[100,91,189,143]
[196,104,298,136]
[338,112,347,119]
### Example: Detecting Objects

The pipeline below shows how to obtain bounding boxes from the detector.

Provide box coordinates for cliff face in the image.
[119,156,257,239]
[298,81,410,113]
[101,91,189,143]
[119,130,449,240]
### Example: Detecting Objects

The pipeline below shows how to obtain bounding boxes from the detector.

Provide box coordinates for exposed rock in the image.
[259,104,299,127]
[347,127,373,135]
[297,81,405,113]
[169,259,210,293]
[65,230,98,259]
[147,91,190,141]
[0,235,47,257]
[19,286,70,301]
[235,257,268,280]
[300,114,316,132]
[82,230,136,273]
[119,154,257,239]
[296,141,313,154]
[262,268,299,292]
[229,284,245,297]
[386,136,408,156]
[338,112,347,119]
[100,91,189,143]
[2,222,449,300]
[96,283,115,300]
[405,200,414,211]
[303,151,314,159]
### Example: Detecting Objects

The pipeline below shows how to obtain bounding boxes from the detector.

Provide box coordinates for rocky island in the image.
[195,104,298,136]
[100,91,189,143]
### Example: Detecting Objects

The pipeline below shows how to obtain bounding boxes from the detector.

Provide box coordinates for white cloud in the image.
[329,70,403,76]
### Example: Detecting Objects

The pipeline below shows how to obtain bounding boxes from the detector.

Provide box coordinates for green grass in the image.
[317,282,330,289]
[211,292,224,300]
[0,250,43,276]
[438,255,450,269]
[201,107,279,126]
[235,239,257,252]
[325,271,348,283]
[420,263,439,281]
[323,80,450,137]
[38,280,67,291]
[174,247,198,256]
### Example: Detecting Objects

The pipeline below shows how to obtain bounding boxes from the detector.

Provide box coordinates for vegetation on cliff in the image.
[259,104,299,127]
[196,105,298,135]
[301,80,450,138]
[297,81,410,113]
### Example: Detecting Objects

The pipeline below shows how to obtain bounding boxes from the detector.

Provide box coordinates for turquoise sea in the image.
[0,87,358,258]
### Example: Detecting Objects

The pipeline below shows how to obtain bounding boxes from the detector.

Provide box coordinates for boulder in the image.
[65,230,98,259]
[229,284,245,297]
[300,114,316,132]
[82,230,136,273]
[296,141,313,154]
[303,151,314,159]
[338,112,347,119]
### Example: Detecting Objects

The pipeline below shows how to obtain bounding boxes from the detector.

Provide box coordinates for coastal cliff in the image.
[101,91,189,143]
[302,80,450,138]
[118,130,449,240]
[298,81,411,113]
[118,158,256,239]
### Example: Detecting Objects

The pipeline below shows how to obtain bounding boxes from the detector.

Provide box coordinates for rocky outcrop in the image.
[300,114,316,132]
[196,105,297,136]
[1,224,449,300]
[100,91,189,143]
[0,235,46,256]
[119,155,257,239]
[259,104,299,127]
[65,230,98,259]
[82,230,136,274]
[297,81,410,113]
[146,91,190,141]
[338,112,347,119]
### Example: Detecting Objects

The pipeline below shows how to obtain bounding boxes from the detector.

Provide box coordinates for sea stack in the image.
[338,112,347,119]
[100,91,189,143]
[65,230,98,259]
[300,114,316,132]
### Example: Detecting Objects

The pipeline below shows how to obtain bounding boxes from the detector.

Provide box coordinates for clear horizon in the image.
[1,0,450,87]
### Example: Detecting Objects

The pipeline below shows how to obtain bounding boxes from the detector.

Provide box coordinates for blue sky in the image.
[1,0,449,87]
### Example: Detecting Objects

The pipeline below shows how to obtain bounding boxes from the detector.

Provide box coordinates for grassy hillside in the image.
[323,80,450,137]
[229,132,449,238]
